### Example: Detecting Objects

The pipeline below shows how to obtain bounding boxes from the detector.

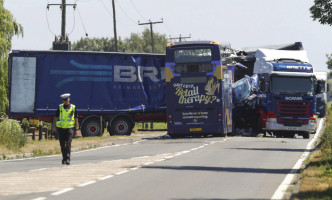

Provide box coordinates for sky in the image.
[4,0,332,72]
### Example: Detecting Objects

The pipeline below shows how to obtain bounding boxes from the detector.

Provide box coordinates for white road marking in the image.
[130,167,141,171]
[134,156,149,159]
[271,118,325,200]
[31,197,46,200]
[115,170,129,175]
[78,181,97,187]
[98,175,114,181]
[165,156,174,159]
[29,168,47,172]
[143,162,154,166]
[181,150,191,154]
[51,187,74,196]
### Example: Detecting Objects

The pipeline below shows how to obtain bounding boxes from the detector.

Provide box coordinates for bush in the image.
[0,116,27,151]
[319,105,332,173]
[21,118,34,133]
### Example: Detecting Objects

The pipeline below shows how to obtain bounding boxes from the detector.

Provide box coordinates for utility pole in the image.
[47,0,76,50]
[138,19,163,53]
[170,34,191,42]
[61,0,66,41]
[112,0,118,52]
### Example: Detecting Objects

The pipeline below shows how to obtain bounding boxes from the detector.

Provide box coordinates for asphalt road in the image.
[0,119,323,200]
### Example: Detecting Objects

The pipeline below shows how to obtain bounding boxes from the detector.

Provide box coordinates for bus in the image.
[165,41,234,137]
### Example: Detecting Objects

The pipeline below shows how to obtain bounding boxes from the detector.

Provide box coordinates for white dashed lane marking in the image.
[1,138,228,198]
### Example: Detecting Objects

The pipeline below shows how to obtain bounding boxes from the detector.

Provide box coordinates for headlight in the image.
[267,118,277,123]
[309,119,316,124]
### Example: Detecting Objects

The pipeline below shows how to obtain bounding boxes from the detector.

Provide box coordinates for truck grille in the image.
[277,101,310,126]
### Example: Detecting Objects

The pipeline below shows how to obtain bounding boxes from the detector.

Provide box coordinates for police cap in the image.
[60,93,71,100]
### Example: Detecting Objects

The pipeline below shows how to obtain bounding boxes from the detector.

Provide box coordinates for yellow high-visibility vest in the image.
[56,104,75,128]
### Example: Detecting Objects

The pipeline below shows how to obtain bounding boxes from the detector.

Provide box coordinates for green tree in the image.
[72,28,168,54]
[0,0,23,115]
[72,37,128,52]
[310,0,332,25]
[310,0,332,72]
[327,54,332,70]
[124,28,168,53]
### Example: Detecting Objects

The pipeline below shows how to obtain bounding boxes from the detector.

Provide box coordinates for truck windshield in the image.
[270,76,315,95]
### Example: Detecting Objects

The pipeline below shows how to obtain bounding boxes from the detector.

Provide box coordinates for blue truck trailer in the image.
[314,71,328,117]
[9,50,166,137]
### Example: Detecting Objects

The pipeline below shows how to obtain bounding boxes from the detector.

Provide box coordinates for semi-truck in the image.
[235,48,319,138]
[8,50,166,137]
[314,71,328,117]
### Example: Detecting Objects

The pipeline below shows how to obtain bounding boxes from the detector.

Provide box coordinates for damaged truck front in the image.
[233,49,319,138]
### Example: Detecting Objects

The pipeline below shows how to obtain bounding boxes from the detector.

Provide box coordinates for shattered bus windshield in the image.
[270,76,315,95]
[174,48,213,73]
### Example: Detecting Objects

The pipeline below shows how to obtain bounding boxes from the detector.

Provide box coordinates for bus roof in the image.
[167,41,225,47]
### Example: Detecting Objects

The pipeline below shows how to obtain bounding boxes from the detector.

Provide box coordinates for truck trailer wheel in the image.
[110,117,133,136]
[81,118,102,137]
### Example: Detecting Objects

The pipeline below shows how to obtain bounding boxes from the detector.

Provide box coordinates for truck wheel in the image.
[257,115,262,133]
[110,117,133,136]
[275,131,282,138]
[303,132,310,139]
[81,118,102,137]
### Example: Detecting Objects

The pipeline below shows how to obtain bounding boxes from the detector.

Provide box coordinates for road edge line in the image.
[271,118,325,200]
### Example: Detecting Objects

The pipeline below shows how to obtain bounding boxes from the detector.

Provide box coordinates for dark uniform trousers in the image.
[58,127,74,161]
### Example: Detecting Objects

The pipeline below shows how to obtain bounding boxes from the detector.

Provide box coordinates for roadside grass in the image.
[291,106,332,200]
[0,123,166,160]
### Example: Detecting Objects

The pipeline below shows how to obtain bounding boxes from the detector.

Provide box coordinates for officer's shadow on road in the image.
[142,165,295,174]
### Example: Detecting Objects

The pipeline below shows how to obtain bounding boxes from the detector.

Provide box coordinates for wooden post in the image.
[29,127,36,140]
[39,121,43,140]
[100,115,103,136]
[43,127,48,140]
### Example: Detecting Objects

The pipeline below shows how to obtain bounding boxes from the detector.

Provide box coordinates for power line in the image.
[77,6,88,36]
[47,0,77,42]
[67,7,76,36]
[115,0,137,24]
[45,7,57,36]
[129,0,147,21]
[163,22,174,36]
[169,34,192,42]
[138,19,163,53]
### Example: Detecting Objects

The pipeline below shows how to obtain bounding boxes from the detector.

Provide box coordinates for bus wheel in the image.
[81,118,102,137]
[110,117,133,136]
[213,133,224,137]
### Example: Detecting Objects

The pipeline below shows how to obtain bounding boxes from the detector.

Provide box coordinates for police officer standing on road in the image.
[52,93,78,165]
